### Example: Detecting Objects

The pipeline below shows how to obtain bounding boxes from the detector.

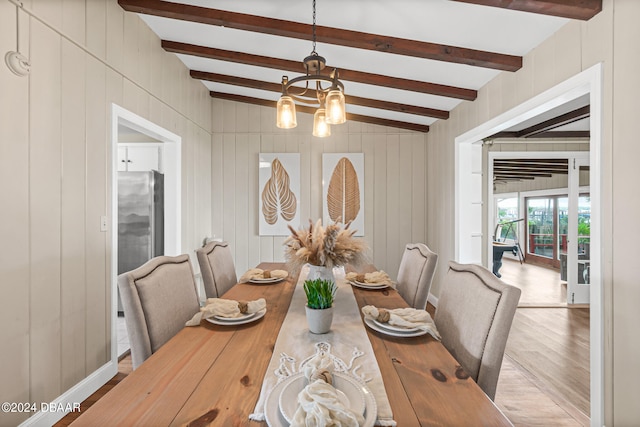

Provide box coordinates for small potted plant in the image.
[303,278,337,334]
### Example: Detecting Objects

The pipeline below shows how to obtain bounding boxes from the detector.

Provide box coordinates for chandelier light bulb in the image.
[313,108,331,138]
[325,89,346,124]
[276,96,297,129]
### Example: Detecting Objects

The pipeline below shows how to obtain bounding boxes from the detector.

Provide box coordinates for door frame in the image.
[454,63,603,425]
[110,104,182,365]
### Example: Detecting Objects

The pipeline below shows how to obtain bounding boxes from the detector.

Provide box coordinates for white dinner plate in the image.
[277,372,366,424]
[265,373,377,427]
[349,280,388,290]
[364,317,427,338]
[372,318,421,333]
[249,277,285,284]
[205,309,266,326]
[213,312,256,322]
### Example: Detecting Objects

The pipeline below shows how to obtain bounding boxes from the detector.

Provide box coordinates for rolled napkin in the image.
[291,353,364,427]
[239,268,288,283]
[345,270,395,288]
[362,305,441,340]
[185,298,266,326]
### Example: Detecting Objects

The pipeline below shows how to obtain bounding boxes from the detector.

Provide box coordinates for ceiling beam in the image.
[516,105,590,137]
[495,158,568,163]
[494,168,566,175]
[486,106,590,139]
[494,174,537,180]
[494,162,568,168]
[450,0,602,20]
[164,41,477,101]
[494,161,568,166]
[191,70,449,120]
[119,0,522,71]
[209,92,430,133]
[527,130,590,139]
[489,130,590,139]
[495,160,568,167]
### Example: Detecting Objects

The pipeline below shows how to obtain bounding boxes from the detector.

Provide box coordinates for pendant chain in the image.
[311,0,317,55]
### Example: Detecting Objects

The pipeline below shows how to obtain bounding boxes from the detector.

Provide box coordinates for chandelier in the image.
[276,0,346,137]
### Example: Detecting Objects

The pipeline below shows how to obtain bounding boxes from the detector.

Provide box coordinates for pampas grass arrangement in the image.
[284,219,369,273]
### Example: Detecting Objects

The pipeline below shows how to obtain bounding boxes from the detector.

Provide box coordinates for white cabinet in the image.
[118,144,161,172]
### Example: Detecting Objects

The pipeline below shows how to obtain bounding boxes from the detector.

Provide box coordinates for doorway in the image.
[454,64,603,425]
[489,151,590,305]
[110,105,182,363]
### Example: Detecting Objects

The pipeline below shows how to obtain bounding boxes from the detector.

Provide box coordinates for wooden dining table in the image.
[72,263,512,426]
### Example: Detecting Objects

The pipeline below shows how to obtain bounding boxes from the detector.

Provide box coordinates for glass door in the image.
[566,158,590,304]
[526,197,558,268]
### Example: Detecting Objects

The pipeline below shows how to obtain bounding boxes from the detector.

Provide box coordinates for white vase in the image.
[307,264,335,284]
[305,305,334,334]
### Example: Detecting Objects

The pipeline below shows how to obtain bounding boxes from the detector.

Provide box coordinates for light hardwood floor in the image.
[495,259,590,426]
[498,257,567,306]
[57,259,590,426]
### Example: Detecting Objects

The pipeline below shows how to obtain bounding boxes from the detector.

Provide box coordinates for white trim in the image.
[427,293,439,309]
[18,361,116,426]
[454,63,603,426]
[513,185,591,199]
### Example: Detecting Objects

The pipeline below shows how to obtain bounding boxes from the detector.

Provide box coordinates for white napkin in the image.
[292,353,365,427]
[345,271,395,288]
[185,298,266,326]
[362,305,440,340]
[239,268,288,283]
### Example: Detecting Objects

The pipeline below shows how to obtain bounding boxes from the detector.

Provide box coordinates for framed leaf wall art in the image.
[322,153,364,236]
[259,153,300,235]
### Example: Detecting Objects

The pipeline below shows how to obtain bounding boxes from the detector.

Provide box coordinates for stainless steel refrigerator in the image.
[118,170,164,276]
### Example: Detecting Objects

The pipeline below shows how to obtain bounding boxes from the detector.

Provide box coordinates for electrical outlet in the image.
[100,216,108,232]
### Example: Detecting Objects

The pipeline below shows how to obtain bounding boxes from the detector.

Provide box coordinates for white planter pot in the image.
[305,305,334,334]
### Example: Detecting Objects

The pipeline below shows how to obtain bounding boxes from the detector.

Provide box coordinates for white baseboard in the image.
[19,360,117,427]
[427,293,438,309]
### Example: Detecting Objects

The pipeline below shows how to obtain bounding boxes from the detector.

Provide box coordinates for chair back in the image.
[435,261,521,400]
[196,241,238,298]
[396,243,438,310]
[118,254,200,369]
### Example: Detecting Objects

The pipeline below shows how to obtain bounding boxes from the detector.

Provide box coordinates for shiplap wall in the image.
[209,98,428,283]
[425,0,640,423]
[0,1,211,425]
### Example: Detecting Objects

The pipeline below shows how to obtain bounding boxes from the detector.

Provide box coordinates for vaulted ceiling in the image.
[118,0,602,133]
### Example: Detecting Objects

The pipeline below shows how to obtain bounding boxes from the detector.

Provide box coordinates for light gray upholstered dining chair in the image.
[118,254,200,369]
[435,261,521,400]
[396,243,438,310]
[196,240,238,299]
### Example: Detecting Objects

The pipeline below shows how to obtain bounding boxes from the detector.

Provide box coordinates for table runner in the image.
[250,265,396,426]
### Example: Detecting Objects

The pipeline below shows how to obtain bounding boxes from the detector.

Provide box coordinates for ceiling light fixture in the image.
[276,0,346,137]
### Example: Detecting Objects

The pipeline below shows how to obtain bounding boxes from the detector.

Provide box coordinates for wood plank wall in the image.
[209,98,429,283]
[0,1,212,425]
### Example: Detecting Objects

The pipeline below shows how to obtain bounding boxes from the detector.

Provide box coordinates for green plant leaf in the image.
[303,278,336,309]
